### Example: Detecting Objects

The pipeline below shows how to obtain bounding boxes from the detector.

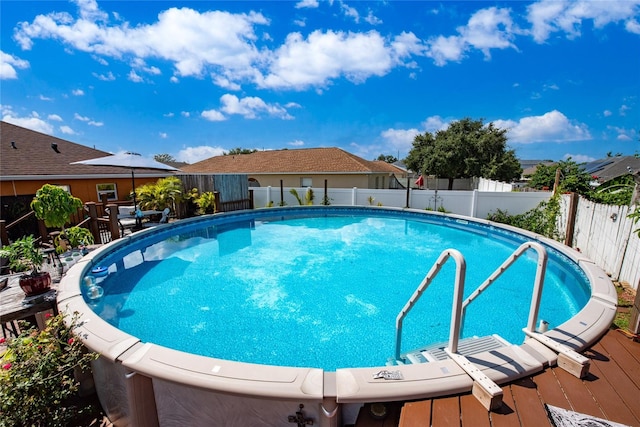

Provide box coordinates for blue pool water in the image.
[85,208,590,371]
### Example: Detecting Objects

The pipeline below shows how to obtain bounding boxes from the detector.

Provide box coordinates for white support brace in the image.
[444,349,503,411]
[523,329,590,378]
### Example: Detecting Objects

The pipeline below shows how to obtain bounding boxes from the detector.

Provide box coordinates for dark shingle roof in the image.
[585,156,640,182]
[0,121,168,178]
[181,147,406,174]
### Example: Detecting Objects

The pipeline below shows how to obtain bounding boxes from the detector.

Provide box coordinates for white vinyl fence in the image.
[252,186,550,219]
[558,195,640,291]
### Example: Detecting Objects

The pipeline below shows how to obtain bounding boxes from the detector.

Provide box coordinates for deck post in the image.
[213,191,221,213]
[106,204,120,240]
[0,220,8,246]
[85,202,100,243]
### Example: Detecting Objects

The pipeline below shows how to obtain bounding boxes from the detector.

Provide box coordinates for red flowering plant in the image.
[0,312,98,427]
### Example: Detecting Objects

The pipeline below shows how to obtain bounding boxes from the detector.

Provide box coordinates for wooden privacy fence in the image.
[177,174,252,213]
[558,194,640,291]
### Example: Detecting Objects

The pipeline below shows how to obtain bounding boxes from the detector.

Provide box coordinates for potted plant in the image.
[0,235,51,296]
[196,191,216,214]
[54,226,95,255]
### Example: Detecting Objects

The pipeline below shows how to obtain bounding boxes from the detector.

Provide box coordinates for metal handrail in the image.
[394,249,466,362]
[393,241,548,363]
[459,241,548,340]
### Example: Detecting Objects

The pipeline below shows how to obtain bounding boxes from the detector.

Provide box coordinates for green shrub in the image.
[487,193,561,240]
[0,312,98,427]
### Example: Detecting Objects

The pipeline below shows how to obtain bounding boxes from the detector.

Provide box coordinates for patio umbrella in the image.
[70,151,180,216]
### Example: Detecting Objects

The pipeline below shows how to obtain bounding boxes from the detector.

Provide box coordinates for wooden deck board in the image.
[460,393,491,427]
[398,400,431,427]
[431,396,460,427]
[589,340,640,422]
[597,331,640,389]
[530,368,569,409]
[509,377,551,427]
[552,366,605,419]
[489,385,521,427]
[584,361,640,426]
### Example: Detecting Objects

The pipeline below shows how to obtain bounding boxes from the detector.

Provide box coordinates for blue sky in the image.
[1,0,639,165]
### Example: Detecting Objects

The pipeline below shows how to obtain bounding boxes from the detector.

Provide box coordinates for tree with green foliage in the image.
[376,154,398,163]
[30,184,83,229]
[405,118,521,190]
[154,153,176,163]
[527,158,593,194]
[224,147,258,155]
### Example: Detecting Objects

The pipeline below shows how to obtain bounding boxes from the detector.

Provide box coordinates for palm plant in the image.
[136,176,184,211]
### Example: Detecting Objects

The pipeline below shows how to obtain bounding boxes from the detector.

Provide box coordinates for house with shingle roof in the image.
[181,147,407,189]
[0,121,175,225]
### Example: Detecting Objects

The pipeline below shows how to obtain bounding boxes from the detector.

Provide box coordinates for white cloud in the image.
[341,3,360,23]
[263,30,397,89]
[159,132,168,139]
[527,0,640,43]
[164,112,174,118]
[93,71,115,81]
[380,128,419,155]
[128,70,143,83]
[494,110,591,143]
[181,111,190,117]
[1,111,53,134]
[365,10,382,26]
[170,76,179,83]
[427,7,517,65]
[219,94,293,119]
[176,145,226,163]
[627,18,640,34]
[607,125,635,141]
[72,89,85,96]
[60,125,76,134]
[74,112,102,126]
[422,115,450,132]
[201,109,226,122]
[39,95,53,101]
[619,104,630,116]
[458,7,517,58]
[48,114,63,121]
[0,51,29,79]
[295,0,319,9]
[563,153,596,163]
[603,110,612,117]
[288,140,305,147]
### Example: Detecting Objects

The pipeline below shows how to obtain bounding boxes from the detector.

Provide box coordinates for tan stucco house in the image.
[181,147,407,189]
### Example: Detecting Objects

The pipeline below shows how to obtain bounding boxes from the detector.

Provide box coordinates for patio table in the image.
[1,274,57,337]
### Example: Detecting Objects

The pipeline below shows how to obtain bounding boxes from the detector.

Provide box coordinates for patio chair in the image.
[142,207,171,228]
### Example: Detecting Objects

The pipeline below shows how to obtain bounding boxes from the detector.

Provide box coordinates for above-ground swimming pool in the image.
[86,207,588,371]
[58,207,617,426]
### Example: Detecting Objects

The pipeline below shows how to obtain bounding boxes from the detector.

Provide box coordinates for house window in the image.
[96,183,118,201]
[55,185,71,193]
[301,177,313,187]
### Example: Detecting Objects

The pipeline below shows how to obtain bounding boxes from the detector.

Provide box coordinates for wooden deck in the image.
[354,327,640,427]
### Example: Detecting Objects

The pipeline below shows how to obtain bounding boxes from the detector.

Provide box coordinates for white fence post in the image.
[352,187,357,206]
[470,190,478,217]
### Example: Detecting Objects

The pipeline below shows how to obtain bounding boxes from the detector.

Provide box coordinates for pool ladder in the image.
[393,241,590,410]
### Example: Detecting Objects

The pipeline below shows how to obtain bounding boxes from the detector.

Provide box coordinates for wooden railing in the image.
[0,202,120,247]
[1,192,256,247]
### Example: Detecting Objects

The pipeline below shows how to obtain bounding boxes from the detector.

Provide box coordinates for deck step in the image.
[402,335,510,364]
